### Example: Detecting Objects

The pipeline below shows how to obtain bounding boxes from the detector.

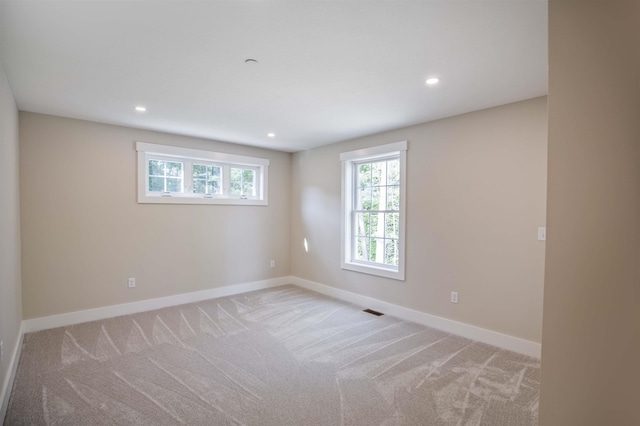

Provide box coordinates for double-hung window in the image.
[137,142,268,205]
[341,141,407,280]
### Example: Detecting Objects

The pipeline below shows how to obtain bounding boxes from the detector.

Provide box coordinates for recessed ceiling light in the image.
[426,77,440,85]
[135,106,146,112]
[267,133,275,138]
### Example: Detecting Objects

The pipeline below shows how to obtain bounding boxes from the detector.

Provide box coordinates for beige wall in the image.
[540,1,640,424]
[19,112,291,319]
[0,60,21,407]
[291,97,547,343]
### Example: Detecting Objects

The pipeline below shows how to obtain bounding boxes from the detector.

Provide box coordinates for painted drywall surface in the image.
[540,1,640,424]
[19,113,291,319]
[291,97,547,343]
[0,60,21,400]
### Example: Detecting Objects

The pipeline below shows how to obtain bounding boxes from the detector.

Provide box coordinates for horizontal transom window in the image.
[136,142,269,205]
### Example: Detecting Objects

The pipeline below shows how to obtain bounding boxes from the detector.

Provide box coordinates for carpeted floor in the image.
[5,285,540,425]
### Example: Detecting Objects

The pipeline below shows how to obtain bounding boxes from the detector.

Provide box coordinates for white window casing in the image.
[341,141,407,280]
[136,142,269,205]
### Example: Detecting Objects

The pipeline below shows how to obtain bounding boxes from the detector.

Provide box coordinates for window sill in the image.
[341,261,405,281]
[138,194,268,206]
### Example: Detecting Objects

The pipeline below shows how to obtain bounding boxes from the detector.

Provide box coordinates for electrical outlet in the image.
[270,260,275,268]
[128,278,136,288]
[451,292,459,304]
[538,227,546,241]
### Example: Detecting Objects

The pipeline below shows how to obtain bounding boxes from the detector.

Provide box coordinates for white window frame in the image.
[137,142,269,205]
[340,141,407,280]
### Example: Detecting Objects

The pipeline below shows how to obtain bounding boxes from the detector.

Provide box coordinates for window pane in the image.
[360,213,370,237]
[149,160,164,176]
[355,212,383,238]
[209,180,221,194]
[230,167,242,195]
[193,179,206,193]
[358,163,371,188]
[370,213,384,237]
[230,167,242,181]
[355,237,369,261]
[372,161,386,186]
[385,239,398,266]
[357,186,371,210]
[371,238,384,263]
[385,213,399,239]
[193,165,222,194]
[230,181,241,195]
[193,164,206,179]
[166,177,182,192]
[149,176,164,192]
[243,182,255,196]
[372,186,384,211]
[166,162,183,177]
[355,212,366,237]
[387,186,400,211]
[387,159,400,185]
[229,167,255,196]
[242,169,255,183]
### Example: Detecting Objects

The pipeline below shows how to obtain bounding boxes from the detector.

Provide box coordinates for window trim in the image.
[340,141,407,280]
[136,142,269,205]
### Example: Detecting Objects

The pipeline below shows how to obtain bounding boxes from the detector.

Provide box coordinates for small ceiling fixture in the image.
[426,77,440,85]
[244,59,259,64]
[134,106,146,112]
[267,132,275,138]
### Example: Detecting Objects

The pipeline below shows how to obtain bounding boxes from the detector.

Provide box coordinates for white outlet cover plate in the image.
[538,227,546,241]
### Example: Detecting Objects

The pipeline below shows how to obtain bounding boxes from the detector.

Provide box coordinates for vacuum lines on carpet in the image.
[5,285,539,425]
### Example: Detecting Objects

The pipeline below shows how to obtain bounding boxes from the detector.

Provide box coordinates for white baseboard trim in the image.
[290,276,541,359]
[23,277,291,333]
[1,323,24,423]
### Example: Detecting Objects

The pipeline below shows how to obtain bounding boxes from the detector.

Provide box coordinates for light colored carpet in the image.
[5,285,539,425]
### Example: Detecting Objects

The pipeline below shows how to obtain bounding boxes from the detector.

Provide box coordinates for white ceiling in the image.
[0,1,547,152]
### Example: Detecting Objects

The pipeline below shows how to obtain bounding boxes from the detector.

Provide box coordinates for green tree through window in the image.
[341,141,406,280]
[230,167,256,197]
[192,164,222,194]
[353,158,400,266]
[148,160,184,193]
